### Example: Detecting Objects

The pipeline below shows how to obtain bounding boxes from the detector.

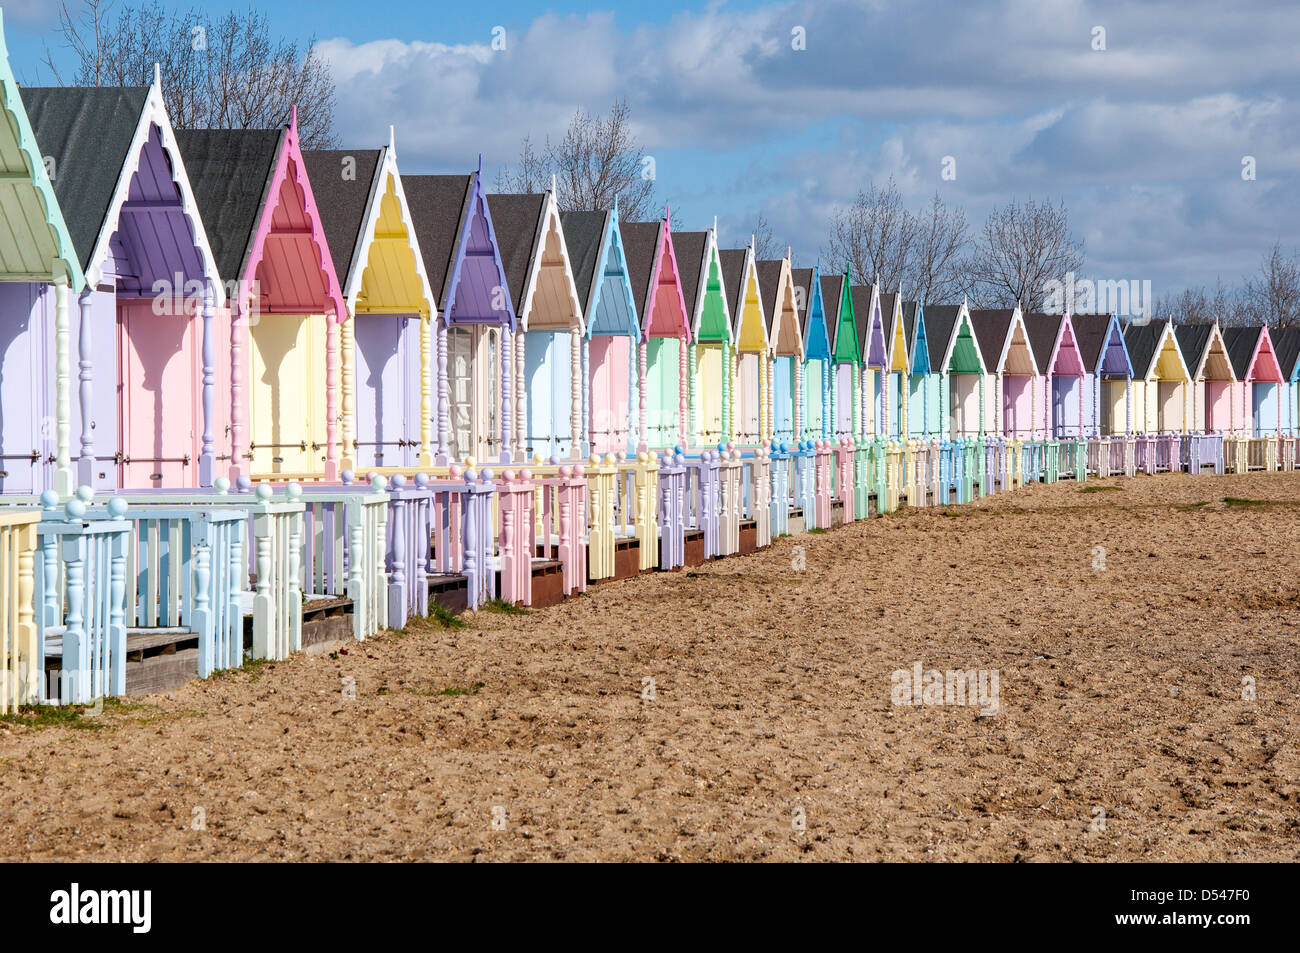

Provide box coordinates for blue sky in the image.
[8,0,1300,302]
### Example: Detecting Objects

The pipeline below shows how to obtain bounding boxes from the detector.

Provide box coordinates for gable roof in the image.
[1023,312,1063,373]
[851,285,873,355]
[175,127,283,282]
[485,192,546,311]
[1123,319,1186,379]
[1222,326,1265,380]
[756,259,786,335]
[672,230,708,321]
[19,86,149,273]
[791,267,813,338]
[0,20,84,290]
[302,148,382,290]
[969,309,1015,372]
[1173,323,1213,377]
[821,272,845,351]
[1070,312,1114,371]
[620,221,661,316]
[559,209,607,316]
[923,305,960,369]
[401,173,476,311]
[719,248,747,321]
[1271,327,1300,382]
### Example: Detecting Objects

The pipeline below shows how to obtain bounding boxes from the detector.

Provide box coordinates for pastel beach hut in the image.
[486,187,583,461]
[176,109,346,481]
[791,265,832,442]
[1222,325,1284,436]
[821,269,859,441]
[858,286,889,437]
[675,226,729,447]
[1270,327,1300,438]
[559,206,639,457]
[1071,311,1133,436]
[969,308,1039,439]
[1024,311,1086,437]
[19,71,224,493]
[756,256,802,444]
[901,300,938,439]
[1174,322,1234,435]
[0,15,86,497]
[302,134,437,472]
[722,242,768,447]
[880,291,911,440]
[848,284,877,439]
[402,168,515,464]
[621,214,690,451]
[1123,319,1191,434]
[924,303,987,438]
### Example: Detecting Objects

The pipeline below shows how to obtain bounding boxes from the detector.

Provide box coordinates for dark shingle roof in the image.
[402,173,474,309]
[174,127,284,280]
[1123,320,1168,378]
[559,210,607,315]
[821,274,844,349]
[1271,327,1300,381]
[302,149,381,283]
[851,286,873,352]
[924,305,961,369]
[719,248,747,323]
[969,309,1014,372]
[790,267,813,335]
[620,221,661,315]
[1024,312,1063,373]
[902,301,919,360]
[1221,326,1264,380]
[1071,312,1113,372]
[20,86,150,269]
[671,231,707,317]
[1173,323,1212,376]
[486,193,545,310]
[756,260,785,334]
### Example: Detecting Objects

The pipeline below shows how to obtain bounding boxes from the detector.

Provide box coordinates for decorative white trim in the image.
[516,187,584,335]
[84,74,225,304]
[941,299,986,373]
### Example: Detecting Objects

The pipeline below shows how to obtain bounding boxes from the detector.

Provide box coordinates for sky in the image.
[8,0,1300,304]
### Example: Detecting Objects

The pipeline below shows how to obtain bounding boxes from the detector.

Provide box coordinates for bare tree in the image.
[908,193,969,305]
[45,0,337,148]
[498,100,655,221]
[964,197,1084,310]
[824,178,914,291]
[751,212,777,262]
[1154,281,1249,326]
[1243,242,1300,328]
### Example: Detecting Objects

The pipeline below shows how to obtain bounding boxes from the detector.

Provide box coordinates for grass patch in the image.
[428,602,467,629]
[807,527,829,534]
[1223,497,1276,508]
[433,682,485,697]
[1175,501,1211,511]
[1078,484,1123,493]
[481,598,530,615]
[0,704,105,731]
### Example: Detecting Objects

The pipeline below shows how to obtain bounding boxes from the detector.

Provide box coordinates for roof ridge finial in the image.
[477,153,483,175]
[290,103,298,132]
[551,172,557,195]
[388,124,396,152]
[153,62,161,89]
[613,192,619,217]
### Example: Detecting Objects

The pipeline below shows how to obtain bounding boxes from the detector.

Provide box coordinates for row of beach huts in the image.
[1,15,1297,712]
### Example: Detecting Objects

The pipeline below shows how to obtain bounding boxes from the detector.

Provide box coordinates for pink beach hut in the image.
[969,308,1040,438]
[1174,322,1234,434]
[1222,325,1285,436]
[1024,311,1086,437]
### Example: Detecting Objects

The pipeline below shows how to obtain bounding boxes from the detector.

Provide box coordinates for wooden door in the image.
[737,351,760,444]
[119,301,199,487]
[353,314,415,469]
[250,314,322,475]
[588,335,631,455]
[0,286,44,494]
[772,355,793,443]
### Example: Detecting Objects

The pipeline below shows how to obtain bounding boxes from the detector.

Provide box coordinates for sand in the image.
[2,470,1298,861]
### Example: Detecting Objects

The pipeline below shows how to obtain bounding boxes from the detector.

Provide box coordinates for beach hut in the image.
[1024,312,1086,437]
[1072,312,1133,436]
[848,285,876,440]
[924,303,987,438]
[859,287,889,437]
[622,214,690,451]
[176,109,346,481]
[1271,328,1300,437]
[723,242,768,446]
[676,227,730,447]
[19,70,222,492]
[487,187,583,460]
[902,301,938,439]
[969,309,1039,438]
[880,292,911,439]
[560,205,639,457]
[757,256,802,444]
[1123,319,1191,434]
[1174,322,1234,434]
[0,15,86,497]
[303,133,436,472]
[1222,326,1284,436]
[403,168,515,464]
[823,268,859,441]
[791,265,832,441]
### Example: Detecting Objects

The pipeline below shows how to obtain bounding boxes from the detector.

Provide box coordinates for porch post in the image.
[687,339,697,444]
[417,313,430,467]
[341,312,357,471]
[678,333,688,446]
[570,329,581,458]
[199,281,216,486]
[514,330,525,459]
[637,339,648,452]
[230,297,248,480]
[436,319,450,464]
[77,287,94,488]
[53,272,72,498]
[325,312,339,480]
[500,323,512,464]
